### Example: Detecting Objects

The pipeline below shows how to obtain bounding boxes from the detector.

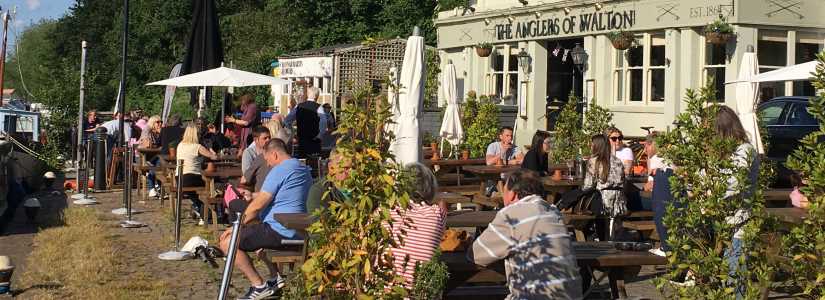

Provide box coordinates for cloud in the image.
[26,0,41,10]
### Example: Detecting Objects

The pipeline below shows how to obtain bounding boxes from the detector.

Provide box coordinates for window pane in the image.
[495,74,504,99]
[795,42,821,63]
[627,46,643,67]
[629,69,643,102]
[507,74,518,104]
[758,102,785,125]
[650,69,665,102]
[615,71,623,103]
[493,52,504,71]
[650,33,666,66]
[705,43,726,65]
[788,103,817,125]
[615,50,624,68]
[509,52,518,72]
[758,40,787,67]
[793,81,816,96]
[706,68,726,101]
[758,69,785,102]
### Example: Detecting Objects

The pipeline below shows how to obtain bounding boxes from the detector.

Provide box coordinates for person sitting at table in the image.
[177,123,218,225]
[644,132,673,257]
[219,138,312,299]
[139,115,162,197]
[304,150,346,214]
[583,134,627,241]
[386,162,447,288]
[202,123,232,153]
[241,126,272,177]
[485,126,523,166]
[607,127,634,175]
[160,115,185,154]
[470,169,581,299]
[521,130,552,176]
[264,116,292,153]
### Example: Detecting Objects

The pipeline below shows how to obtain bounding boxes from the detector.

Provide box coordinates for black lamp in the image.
[517,48,530,76]
[570,44,587,69]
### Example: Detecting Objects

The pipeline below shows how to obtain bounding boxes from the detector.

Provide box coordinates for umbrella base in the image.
[120,220,146,228]
[73,196,98,205]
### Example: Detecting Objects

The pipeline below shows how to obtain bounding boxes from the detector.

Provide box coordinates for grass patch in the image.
[18,207,168,299]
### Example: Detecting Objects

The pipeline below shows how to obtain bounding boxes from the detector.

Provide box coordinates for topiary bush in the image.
[463,95,499,158]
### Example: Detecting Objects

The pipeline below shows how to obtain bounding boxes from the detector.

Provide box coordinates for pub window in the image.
[490,45,519,104]
[793,32,824,96]
[703,42,727,102]
[757,30,787,102]
[613,32,666,106]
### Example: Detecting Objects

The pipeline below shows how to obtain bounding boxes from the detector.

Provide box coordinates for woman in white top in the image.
[177,124,218,222]
[607,127,634,175]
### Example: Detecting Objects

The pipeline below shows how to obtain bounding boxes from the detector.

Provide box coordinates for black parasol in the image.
[180,0,224,108]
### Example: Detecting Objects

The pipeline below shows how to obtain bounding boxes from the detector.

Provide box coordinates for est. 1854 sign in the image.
[496,10,636,40]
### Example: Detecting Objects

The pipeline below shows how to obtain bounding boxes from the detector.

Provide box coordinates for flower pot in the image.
[476,47,492,57]
[552,169,563,181]
[610,37,633,50]
[461,150,470,160]
[705,32,732,45]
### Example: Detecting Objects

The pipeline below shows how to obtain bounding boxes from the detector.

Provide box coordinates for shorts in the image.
[237,223,285,252]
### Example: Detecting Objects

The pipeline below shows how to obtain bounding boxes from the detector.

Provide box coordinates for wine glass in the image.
[566,160,575,180]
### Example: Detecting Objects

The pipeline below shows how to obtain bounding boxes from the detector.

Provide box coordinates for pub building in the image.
[435,0,825,144]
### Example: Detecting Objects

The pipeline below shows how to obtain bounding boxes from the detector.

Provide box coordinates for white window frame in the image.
[488,44,520,103]
[701,37,727,102]
[756,29,789,101]
[612,32,666,106]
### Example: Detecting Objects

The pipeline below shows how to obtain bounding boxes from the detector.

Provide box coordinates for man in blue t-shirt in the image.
[218,138,312,300]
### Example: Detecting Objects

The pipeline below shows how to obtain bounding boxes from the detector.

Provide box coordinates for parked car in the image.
[757,96,818,187]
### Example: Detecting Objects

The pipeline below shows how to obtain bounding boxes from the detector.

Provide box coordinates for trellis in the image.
[333,38,407,98]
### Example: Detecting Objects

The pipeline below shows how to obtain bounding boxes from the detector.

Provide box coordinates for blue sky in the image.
[3,0,74,44]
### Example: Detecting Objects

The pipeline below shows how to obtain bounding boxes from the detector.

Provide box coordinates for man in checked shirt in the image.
[470,169,582,299]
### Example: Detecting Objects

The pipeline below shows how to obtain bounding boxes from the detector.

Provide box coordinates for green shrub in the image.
[464,96,499,158]
[411,251,449,300]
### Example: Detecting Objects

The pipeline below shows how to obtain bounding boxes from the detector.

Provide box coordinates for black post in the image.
[94,127,107,190]
[119,0,129,207]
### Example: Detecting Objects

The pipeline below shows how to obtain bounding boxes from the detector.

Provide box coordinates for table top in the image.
[202,167,243,178]
[424,158,486,167]
[136,147,162,154]
[462,165,520,176]
[445,210,594,227]
[435,192,471,204]
[766,207,807,224]
[542,177,583,187]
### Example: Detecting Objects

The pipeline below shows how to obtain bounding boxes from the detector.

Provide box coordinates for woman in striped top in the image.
[387,162,447,288]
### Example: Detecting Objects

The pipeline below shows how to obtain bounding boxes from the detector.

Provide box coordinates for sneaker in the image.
[669,271,696,287]
[236,282,276,300]
[649,247,666,257]
[266,274,286,290]
[148,188,158,198]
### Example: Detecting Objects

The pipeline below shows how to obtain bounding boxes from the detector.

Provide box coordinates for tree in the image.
[782,52,825,298]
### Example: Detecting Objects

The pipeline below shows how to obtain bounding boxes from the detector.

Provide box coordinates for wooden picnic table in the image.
[542,177,583,202]
[426,158,487,186]
[462,165,521,197]
[766,207,808,225]
[441,241,667,299]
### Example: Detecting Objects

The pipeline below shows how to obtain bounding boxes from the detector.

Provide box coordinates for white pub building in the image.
[435,0,825,144]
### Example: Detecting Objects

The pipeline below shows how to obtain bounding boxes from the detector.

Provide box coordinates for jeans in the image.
[147,157,159,191]
[652,169,674,251]
[725,237,746,299]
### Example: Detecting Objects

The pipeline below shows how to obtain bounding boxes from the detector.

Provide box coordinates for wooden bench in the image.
[267,250,305,274]
[441,185,482,197]
[764,188,791,207]
[623,220,658,241]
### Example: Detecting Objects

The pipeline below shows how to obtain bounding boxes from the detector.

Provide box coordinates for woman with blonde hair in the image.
[177,123,218,224]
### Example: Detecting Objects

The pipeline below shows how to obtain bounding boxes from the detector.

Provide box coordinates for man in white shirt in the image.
[485,126,523,166]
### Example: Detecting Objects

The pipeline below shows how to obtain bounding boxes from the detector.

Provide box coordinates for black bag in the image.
[588,190,604,216]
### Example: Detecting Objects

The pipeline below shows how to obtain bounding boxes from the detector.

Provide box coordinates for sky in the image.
[2,0,74,45]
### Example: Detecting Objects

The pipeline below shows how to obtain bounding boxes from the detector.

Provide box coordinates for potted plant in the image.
[607,30,635,50]
[704,16,734,45]
[475,42,493,57]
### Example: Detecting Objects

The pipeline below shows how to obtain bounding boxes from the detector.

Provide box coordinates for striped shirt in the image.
[472,195,582,300]
[387,202,447,287]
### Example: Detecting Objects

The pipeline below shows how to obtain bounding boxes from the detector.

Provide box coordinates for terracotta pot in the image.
[552,169,563,181]
[206,162,216,172]
[610,37,633,50]
[168,147,176,160]
[476,47,492,57]
[461,150,470,160]
[705,32,732,45]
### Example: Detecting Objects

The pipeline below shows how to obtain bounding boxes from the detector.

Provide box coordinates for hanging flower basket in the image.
[705,32,733,45]
[607,31,634,50]
[476,42,493,57]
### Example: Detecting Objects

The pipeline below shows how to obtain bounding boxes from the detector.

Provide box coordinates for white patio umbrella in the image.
[751,60,817,83]
[146,66,290,87]
[735,52,764,154]
[389,28,425,165]
[386,66,400,135]
[438,63,463,158]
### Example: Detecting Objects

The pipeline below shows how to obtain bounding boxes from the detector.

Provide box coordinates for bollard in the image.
[93,127,107,191]
[121,145,144,228]
[218,212,243,300]
[72,140,98,205]
[157,159,191,261]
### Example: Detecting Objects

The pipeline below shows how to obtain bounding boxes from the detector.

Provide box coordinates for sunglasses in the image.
[609,136,622,141]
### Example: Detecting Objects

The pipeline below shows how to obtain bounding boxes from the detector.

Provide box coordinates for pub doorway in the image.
[545,38,584,131]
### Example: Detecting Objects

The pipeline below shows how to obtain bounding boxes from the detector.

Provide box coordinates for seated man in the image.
[485,126,523,166]
[470,169,582,299]
[218,139,313,300]
[241,126,271,177]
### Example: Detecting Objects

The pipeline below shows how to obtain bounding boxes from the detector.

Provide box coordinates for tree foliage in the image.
[296,87,413,299]
[463,94,499,158]
[654,84,772,299]
[782,52,825,298]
